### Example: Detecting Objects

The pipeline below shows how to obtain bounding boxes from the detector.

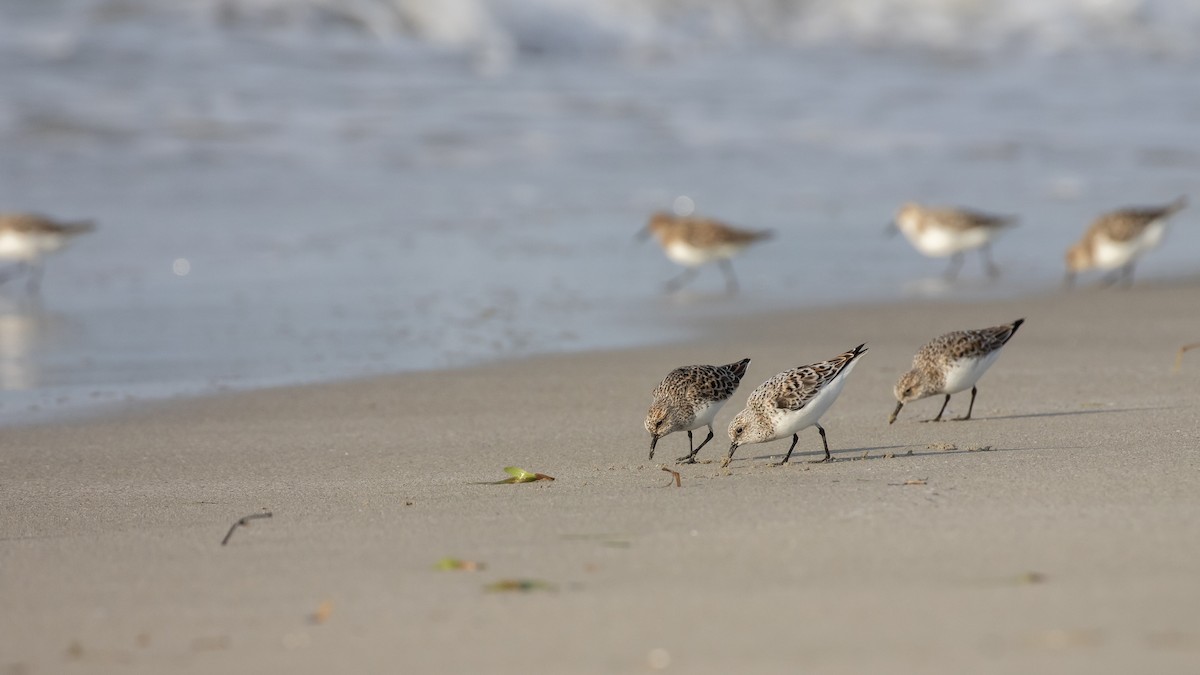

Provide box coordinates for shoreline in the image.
[3,279,1200,673]
[0,269,1176,433]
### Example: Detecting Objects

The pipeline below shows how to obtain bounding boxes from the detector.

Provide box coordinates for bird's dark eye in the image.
[735,426,743,435]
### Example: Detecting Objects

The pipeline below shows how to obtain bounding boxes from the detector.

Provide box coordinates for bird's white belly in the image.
[687,398,728,431]
[1140,221,1166,250]
[0,232,55,260]
[767,360,858,441]
[665,241,735,266]
[1093,221,1165,271]
[905,226,991,257]
[1092,237,1138,270]
[942,351,1000,394]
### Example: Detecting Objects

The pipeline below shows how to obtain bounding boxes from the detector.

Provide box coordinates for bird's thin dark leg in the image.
[678,427,713,463]
[926,394,951,422]
[981,243,1000,278]
[1120,263,1135,288]
[955,386,978,421]
[943,253,964,281]
[718,259,739,294]
[775,433,800,466]
[664,267,699,292]
[0,262,28,287]
[808,424,832,463]
[25,262,44,295]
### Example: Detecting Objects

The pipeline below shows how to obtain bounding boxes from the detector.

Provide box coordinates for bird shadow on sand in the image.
[852,444,1090,461]
[745,443,1092,464]
[746,444,911,464]
[979,406,1168,421]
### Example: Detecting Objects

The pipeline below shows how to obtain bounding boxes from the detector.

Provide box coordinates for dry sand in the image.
[3,281,1200,674]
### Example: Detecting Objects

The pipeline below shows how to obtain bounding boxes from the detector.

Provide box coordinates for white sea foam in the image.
[5,0,1200,61]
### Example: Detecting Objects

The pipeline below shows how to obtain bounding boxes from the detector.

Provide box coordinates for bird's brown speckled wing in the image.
[751,345,866,412]
[0,213,95,235]
[680,218,773,247]
[917,319,1024,365]
[928,207,1015,232]
[1090,197,1186,242]
[653,358,749,405]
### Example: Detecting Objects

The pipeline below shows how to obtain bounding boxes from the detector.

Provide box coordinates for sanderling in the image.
[0,213,96,293]
[1065,196,1186,288]
[724,344,867,467]
[645,357,751,463]
[890,203,1017,280]
[889,319,1024,424]
[638,212,771,294]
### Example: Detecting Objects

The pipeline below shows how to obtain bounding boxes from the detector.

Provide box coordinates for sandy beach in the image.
[3,281,1200,674]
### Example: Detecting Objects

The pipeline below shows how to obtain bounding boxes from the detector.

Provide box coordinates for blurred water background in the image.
[1,0,1198,424]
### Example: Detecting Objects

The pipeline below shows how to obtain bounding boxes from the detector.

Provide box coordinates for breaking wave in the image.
[6,0,1200,62]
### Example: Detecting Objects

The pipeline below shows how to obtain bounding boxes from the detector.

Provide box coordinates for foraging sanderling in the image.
[1065,196,1186,288]
[889,319,1024,424]
[639,212,771,294]
[890,203,1017,280]
[724,344,867,467]
[0,213,96,293]
[645,357,751,463]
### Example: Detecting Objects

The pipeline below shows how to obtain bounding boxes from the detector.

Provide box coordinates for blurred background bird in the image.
[638,212,772,294]
[1064,196,1186,288]
[0,213,96,294]
[889,203,1017,281]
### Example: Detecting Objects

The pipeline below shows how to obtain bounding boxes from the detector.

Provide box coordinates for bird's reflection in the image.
[0,296,57,390]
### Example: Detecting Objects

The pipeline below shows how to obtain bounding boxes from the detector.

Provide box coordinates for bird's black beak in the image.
[649,434,658,460]
[635,225,652,242]
[884,221,898,237]
[888,401,904,425]
[721,442,739,468]
[1063,271,1076,289]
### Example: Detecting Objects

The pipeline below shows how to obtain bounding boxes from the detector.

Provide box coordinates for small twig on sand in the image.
[1174,343,1200,373]
[661,466,681,488]
[888,478,928,486]
[221,511,273,546]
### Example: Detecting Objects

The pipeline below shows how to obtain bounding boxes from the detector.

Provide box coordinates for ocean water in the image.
[1,0,1198,424]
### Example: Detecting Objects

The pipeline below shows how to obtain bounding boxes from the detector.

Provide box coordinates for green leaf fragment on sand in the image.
[485,579,557,593]
[492,466,555,483]
[435,557,485,571]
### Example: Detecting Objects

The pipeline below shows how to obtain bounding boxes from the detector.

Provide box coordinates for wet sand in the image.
[3,280,1200,674]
